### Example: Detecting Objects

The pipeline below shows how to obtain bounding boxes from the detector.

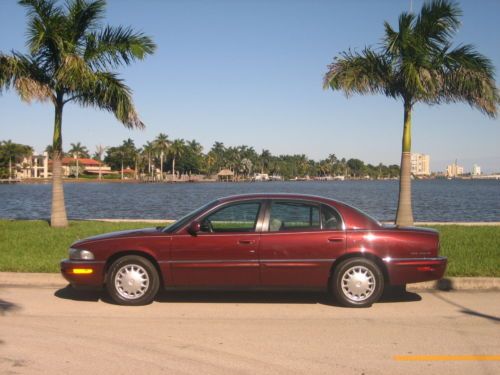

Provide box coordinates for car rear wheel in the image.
[106,255,160,306]
[331,258,384,308]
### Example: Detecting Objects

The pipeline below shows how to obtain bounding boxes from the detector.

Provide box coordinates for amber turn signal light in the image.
[70,268,93,274]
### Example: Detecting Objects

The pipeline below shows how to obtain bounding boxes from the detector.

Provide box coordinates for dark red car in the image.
[61,194,446,307]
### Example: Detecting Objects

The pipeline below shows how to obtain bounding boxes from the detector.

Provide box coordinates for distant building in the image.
[472,164,481,176]
[446,160,464,177]
[17,152,49,179]
[410,153,430,176]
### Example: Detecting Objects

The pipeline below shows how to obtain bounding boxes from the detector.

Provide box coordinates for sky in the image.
[0,0,499,173]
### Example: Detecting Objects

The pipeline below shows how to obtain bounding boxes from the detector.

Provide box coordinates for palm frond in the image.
[84,25,156,69]
[73,71,144,128]
[19,0,65,59]
[65,0,105,47]
[56,54,95,92]
[441,44,498,116]
[0,52,54,102]
[415,0,461,48]
[323,48,397,99]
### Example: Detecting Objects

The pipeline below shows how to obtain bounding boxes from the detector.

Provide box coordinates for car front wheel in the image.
[106,255,160,306]
[331,258,384,308]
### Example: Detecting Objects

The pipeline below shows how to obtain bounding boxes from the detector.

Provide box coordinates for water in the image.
[0,180,499,222]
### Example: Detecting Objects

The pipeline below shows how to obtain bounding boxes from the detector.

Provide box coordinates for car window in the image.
[321,204,343,230]
[269,201,320,232]
[200,202,261,233]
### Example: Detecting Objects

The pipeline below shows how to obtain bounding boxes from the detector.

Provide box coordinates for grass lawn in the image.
[0,220,498,276]
[0,220,169,273]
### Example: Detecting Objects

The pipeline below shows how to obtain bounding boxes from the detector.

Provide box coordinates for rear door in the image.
[259,200,346,287]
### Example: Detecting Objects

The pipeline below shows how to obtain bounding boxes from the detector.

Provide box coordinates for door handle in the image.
[328,237,343,243]
[238,240,256,245]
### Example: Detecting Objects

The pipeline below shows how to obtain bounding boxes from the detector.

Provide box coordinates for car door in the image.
[170,200,263,287]
[259,200,346,287]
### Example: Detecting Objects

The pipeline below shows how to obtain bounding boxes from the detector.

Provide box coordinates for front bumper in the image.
[60,259,106,287]
[384,257,447,285]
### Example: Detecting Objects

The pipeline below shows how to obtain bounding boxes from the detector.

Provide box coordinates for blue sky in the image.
[1,0,499,172]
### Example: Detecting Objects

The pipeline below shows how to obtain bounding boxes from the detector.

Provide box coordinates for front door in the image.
[170,201,263,287]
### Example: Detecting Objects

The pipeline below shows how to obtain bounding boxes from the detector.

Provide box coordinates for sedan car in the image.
[61,194,447,307]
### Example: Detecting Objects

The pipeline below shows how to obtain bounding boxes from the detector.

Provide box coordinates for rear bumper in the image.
[384,257,447,285]
[60,259,106,287]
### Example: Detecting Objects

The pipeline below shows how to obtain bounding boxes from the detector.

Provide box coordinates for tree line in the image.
[0,136,400,180]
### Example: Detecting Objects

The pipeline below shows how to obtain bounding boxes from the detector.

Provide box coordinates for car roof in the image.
[215,193,381,229]
[218,193,337,204]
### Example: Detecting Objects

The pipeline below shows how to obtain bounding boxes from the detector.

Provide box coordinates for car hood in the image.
[72,227,160,247]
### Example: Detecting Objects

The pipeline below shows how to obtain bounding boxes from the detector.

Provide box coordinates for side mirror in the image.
[187,221,201,236]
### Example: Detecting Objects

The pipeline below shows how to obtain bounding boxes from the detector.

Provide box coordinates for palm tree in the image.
[323,0,498,226]
[169,139,185,180]
[0,0,155,227]
[68,142,89,178]
[68,142,89,158]
[260,149,271,174]
[94,144,107,180]
[2,140,18,180]
[142,141,155,179]
[153,133,170,181]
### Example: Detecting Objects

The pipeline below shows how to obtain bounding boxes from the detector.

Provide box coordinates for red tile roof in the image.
[61,158,102,166]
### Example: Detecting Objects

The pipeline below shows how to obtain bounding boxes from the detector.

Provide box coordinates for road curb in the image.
[0,272,499,290]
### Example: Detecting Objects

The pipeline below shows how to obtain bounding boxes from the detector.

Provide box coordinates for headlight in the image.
[69,248,95,260]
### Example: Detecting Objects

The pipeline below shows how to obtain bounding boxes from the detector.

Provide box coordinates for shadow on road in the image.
[54,285,103,302]
[54,285,422,307]
[430,292,500,323]
[0,299,20,315]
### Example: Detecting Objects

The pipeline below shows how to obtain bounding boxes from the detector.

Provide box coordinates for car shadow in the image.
[54,285,422,307]
[156,290,337,305]
[0,299,21,315]
[379,288,422,304]
[54,285,105,303]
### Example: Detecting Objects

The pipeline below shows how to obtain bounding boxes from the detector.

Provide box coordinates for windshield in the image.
[162,199,219,233]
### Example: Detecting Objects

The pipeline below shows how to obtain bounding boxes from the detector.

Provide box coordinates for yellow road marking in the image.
[394,355,500,361]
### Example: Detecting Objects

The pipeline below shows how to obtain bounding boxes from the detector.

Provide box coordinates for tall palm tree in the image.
[323,0,498,226]
[169,139,185,180]
[142,141,155,179]
[68,142,89,158]
[94,144,107,180]
[68,141,89,178]
[2,140,18,180]
[153,133,170,181]
[0,0,155,226]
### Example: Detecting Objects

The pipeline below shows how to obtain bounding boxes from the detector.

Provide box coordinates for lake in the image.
[0,180,498,222]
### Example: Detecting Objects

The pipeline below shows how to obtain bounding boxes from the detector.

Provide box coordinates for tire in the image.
[106,255,160,306]
[331,257,384,308]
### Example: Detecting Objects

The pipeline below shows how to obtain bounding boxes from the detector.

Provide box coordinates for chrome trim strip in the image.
[261,258,336,263]
[160,260,259,264]
[160,258,336,264]
[62,259,106,264]
[383,257,447,263]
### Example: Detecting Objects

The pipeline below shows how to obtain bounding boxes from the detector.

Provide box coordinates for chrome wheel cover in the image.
[114,264,150,300]
[341,265,376,302]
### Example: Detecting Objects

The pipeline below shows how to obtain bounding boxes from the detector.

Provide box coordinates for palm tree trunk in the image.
[160,151,164,181]
[172,157,175,181]
[8,157,12,181]
[395,101,414,226]
[50,99,68,227]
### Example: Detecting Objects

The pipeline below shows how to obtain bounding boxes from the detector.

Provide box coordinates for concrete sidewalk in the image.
[0,272,499,290]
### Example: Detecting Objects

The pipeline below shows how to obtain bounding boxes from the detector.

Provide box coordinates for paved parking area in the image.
[1,287,499,374]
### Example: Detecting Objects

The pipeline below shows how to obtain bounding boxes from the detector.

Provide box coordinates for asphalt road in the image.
[0,287,499,375]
